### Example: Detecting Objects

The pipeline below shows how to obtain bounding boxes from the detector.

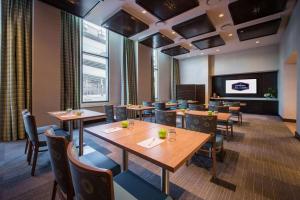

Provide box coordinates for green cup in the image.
[121,121,129,128]
[158,128,167,139]
[208,111,213,116]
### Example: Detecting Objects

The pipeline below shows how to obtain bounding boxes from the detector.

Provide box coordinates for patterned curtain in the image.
[122,38,137,118]
[0,0,32,141]
[171,58,180,99]
[61,11,81,112]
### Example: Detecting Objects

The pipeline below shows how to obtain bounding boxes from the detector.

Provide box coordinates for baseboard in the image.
[279,115,297,123]
[295,131,300,141]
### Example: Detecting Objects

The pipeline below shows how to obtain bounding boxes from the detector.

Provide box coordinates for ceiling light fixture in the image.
[256,40,260,44]
[172,31,176,34]
[142,10,147,14]
[228,33,233,37]
[189,44,192,47]
[200,52,204,55]
[216,49,220,52]
[218,13,224,18]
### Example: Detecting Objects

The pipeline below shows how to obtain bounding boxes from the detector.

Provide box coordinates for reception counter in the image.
[210,97,278,115]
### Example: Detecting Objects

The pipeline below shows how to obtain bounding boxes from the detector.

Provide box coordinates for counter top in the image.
[210,97,278,101]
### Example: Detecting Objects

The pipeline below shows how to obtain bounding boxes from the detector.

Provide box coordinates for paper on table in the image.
[137,137,164,149]
[103,127,123,134]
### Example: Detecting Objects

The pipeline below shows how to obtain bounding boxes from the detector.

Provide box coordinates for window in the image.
[81,20,109,103]
[152,49,158,100]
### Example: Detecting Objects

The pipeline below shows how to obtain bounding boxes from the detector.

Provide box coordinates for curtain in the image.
[171,58,180,100]
[151,51,155,102]
[0,0,32,141]
[122,38,137,118]
[61,11,81,112]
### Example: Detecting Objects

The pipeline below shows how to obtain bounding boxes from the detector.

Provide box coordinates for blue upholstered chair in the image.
[185,114,224,161]
[45,130,121,200]
[67,142,172,200]
[22,110,60,155]
[155,110,177,127]
[142,101,153,117]
[229,102,243,124]
[23,113,69,176]
[115,106,128,121]
[155,102,167,111]
[104,105,115,123]
[178,100,188,109]
[217,106,234,137]
[188,104,206,111]
[168,99,178,110]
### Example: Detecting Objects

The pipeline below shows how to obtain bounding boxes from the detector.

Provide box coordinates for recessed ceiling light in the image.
[218,13,224,18]
[228,33,233,37]
[189,44,192,47]
[172,31,176,34]
[216,49,220,52]
[200,52,204,55]
[142,10,147,14]
[256,40,260,44]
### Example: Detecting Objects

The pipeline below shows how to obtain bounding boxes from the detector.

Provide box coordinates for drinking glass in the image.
[129,119,135,129]
[168,128,176,142]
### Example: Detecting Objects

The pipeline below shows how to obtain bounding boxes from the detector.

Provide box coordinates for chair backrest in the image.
[67,142,114,200]
[208,105,217,112]
[22,109,30,134]
[185,114,217,134]
[155,110,177,127]
[23,114,39,145]
[169,99,177,103]
[155,102,166,111]
[104,105,115,123]
[217,106,230,113]
[116,106,127,121]
[178,100,188,109]
[142,101,153,114]
[44,129,74,196]
[189,104,205,111]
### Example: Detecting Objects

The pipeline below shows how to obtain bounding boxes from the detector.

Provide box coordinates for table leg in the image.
[122,150,128,171]
[161,168,170,194]
[139,110,142,120]
[68,121,73,141]
[79,120,84,156]
[211,135,217,178]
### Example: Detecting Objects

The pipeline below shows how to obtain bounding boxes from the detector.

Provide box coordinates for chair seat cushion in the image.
[37,125,59,134]
[114,171,171,200]
[79,150,121,177]
[217,120,233,126]
[202,134,223,149]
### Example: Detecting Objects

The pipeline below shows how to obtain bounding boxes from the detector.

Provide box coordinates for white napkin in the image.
[103,127,123,134]
[137,137,164,149]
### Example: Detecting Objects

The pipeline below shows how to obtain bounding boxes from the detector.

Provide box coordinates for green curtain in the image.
[61,11,81,112]
[0,0,32,141]
[171,58,180,99]
[122,38,138,118]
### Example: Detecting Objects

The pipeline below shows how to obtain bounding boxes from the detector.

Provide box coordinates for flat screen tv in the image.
[225,79,257,94]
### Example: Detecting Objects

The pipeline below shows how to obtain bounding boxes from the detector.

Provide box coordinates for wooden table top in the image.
[187,100,199,104]
[175,110,231,121]
[124,105,155,111]
[85,120,211,172]
[48,109,106,121]
[229,106,240,111]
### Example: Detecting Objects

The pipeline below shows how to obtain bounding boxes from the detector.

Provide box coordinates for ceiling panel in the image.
[229,0,287,25]
[172,14,216,39]
[237,18,281,41]
[39,0,101,17]
[139,32,174,48]
[101,10,149,38]
[135,0,199,21]
[192,35,225,50]
[161,45,190,56]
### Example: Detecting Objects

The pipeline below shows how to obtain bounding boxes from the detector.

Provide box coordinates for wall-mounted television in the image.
[225,79,257,94]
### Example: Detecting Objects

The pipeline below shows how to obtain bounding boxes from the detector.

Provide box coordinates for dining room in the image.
[1,0,300,200]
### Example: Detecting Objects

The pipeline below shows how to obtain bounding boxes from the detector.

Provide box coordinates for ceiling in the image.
[42,0,297,59]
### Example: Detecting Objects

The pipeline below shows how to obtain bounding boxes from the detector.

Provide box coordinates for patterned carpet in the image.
[1,114,300,200]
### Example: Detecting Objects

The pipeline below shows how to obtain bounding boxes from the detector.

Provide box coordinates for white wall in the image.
[179,56,210,104]
[279,0,300,129]
[158,52,171,102]
[32,1,61,126]
[137,44,152,104]
[212,45,279,75]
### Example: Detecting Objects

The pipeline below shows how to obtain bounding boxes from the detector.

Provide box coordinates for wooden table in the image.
[85,120,212,194]
[165,102,177,108]
[48,109,106,155]
[187,100,199,104]
[125,105,155,120]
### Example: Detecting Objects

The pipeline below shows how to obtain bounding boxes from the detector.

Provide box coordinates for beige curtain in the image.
[171,58,180,99]
[0,0,32,141]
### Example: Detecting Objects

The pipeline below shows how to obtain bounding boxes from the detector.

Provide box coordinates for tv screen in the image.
[225,79,257,94]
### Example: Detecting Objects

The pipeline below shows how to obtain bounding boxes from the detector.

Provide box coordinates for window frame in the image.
[80,21,110,105]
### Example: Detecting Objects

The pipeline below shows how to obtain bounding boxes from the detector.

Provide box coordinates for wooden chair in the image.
[188,104,206,111]
[23,114,69,176]
[104,105,115,123]
[45,129,121,200]
[217,106,234,137]
[21,109,59,155]
[67,142,172,200]
[115,106,128,121]
[185,114,224,164]
[155,110,177,127]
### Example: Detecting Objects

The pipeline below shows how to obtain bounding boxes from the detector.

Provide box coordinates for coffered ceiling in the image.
[40,0,297,59]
